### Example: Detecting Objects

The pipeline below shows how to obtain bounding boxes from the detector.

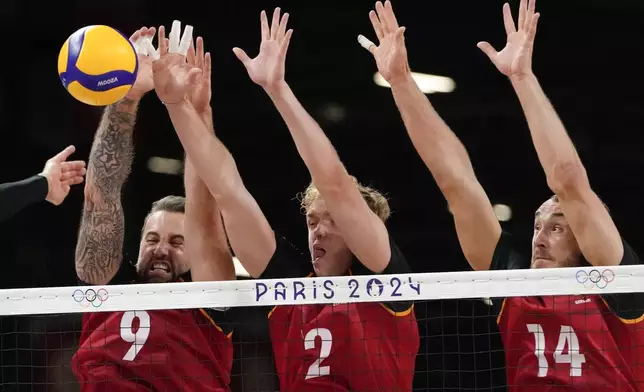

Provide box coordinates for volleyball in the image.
[58,25,138,106]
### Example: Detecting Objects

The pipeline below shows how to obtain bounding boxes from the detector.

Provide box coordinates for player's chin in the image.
[143,270,175,283]
[531,258,557,269]
[312,257,329,277]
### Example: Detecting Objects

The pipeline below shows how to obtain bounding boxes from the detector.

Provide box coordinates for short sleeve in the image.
[259,233,312,279]
[350,234,413,314]
[601,239,644,321]
[490,231,531,271]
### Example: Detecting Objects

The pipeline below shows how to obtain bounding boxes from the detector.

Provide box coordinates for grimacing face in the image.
[531,198,581,269]
[136,210,189,283]
[306,199,353,277]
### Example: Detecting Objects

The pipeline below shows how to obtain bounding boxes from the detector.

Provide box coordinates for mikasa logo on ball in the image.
[97,77,118,87]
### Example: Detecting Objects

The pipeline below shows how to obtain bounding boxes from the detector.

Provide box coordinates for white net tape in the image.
[0,265,638,316]
[1,265,641,391]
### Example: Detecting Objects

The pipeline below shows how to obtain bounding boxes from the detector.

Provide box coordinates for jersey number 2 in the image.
[120,310,151,361]
[527,324,586,377]
[304,328,333,379]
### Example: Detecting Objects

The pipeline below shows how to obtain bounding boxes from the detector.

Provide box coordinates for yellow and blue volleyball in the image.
[58,26,138,106]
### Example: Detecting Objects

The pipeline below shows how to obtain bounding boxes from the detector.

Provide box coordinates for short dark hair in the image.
[142,195,185,231]
[149,195,185,214]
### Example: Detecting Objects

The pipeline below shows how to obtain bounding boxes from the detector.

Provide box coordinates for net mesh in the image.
[0,265,642,391]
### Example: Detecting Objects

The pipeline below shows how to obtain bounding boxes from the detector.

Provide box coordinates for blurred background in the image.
[0,0,643,390]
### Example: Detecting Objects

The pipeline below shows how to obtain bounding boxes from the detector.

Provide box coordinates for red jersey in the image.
[71,308,233,392]
[498,294,644,391]
[492,231,644,391]
[268,302,419,392]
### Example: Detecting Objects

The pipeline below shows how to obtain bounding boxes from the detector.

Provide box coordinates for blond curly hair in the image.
[298,177,391,222]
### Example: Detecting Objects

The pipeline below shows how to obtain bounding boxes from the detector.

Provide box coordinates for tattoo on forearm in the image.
[89,98,137,193]
[75,98,138,284]
[75,199,125,284]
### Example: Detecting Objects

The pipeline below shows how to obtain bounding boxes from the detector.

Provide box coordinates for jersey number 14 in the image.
[527,324,586,377]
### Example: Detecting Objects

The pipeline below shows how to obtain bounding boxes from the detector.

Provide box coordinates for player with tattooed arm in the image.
[71,25,235,392]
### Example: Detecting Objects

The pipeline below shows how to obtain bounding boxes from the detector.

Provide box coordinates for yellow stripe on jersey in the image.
[199,308,233,338]
[600,297,644,324]
[379,302,414,317]
[496,298,508,325]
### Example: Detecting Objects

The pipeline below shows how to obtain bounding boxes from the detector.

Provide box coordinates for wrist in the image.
[388,72,415,90]
[37,173,52,202]
[163,95,190,107]
[263,80,289,98]
[124,89,145,101]
[509,71,537,86]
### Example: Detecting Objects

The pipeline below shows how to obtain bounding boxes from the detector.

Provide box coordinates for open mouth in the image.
[313,246,326,261]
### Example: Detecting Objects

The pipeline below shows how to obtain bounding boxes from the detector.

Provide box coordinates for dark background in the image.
[0,0,643,390]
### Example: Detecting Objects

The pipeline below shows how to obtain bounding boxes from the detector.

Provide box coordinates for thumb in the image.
[232,47,251,66]
[52,145,75,162]
[476,41,498,60]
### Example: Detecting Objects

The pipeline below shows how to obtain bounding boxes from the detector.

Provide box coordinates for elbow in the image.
[547,161,590,196]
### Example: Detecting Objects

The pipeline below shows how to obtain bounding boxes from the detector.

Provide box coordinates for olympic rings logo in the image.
[576,269,615,289]
[73,288,109,308]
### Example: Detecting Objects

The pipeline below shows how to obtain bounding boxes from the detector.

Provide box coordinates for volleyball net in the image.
[0,265,642,391]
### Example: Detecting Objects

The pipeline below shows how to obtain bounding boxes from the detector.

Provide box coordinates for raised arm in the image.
[478,0,622,266]
[151,23,276,278]
[183,37,235,282]
[75,27,155,285]
[359,1,501,270]
[233,9,390,273]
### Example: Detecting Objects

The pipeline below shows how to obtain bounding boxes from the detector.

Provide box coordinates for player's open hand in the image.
[186,37,212,115]
[477,0,540,81]
[41,145,86,206]
[358,1,410,86]
[233,8,293,93]
[152,21,201,105]
[126,27,157,100]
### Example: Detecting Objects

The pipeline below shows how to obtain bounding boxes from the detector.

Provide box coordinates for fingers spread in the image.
[277,12,289,42]
[375,2,391,34]
[518,0,527,31]
[502,3,516,35]
[526,13,540,43]
[260,10,270,41]
[270,8,281,40]
[280,29,293,56]
[383,1,400,31]
[369,11,384,41]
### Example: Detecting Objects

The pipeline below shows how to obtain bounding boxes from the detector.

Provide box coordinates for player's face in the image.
[306,199,353,277]
[531,198,580,269]
[136,211,189,283]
